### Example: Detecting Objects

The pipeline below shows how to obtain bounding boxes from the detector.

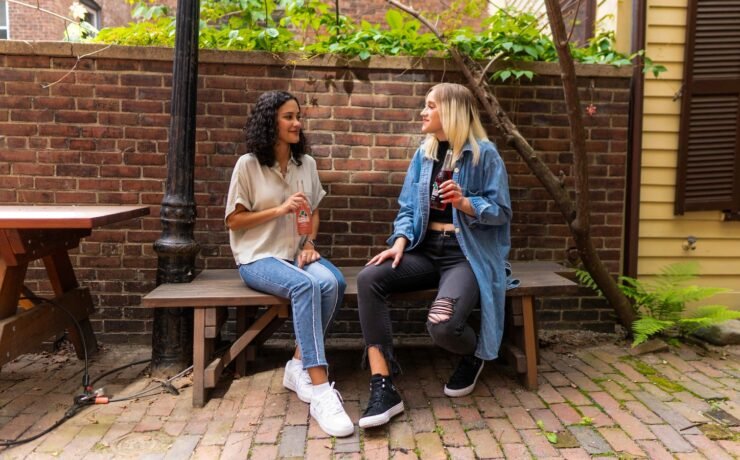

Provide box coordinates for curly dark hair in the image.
[245,91,308,167]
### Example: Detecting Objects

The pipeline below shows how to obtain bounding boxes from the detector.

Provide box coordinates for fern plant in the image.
[576,262,739,346]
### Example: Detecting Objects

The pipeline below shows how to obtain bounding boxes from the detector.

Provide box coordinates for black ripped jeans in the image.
[357,230,480,372]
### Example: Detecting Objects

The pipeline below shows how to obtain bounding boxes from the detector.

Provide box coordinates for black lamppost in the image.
[151,0,201,376]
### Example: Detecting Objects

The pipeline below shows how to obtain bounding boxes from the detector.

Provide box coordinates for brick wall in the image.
[0,41,631,344]
[6,0,177,41]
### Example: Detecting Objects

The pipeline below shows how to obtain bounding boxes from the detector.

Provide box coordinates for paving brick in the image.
[529,408,563,432]
[437,419,468,447]
[641,382,674,401]
[563,371,602,392]
[680,378,727,400]
[361,433,389,460]
[666,401,710,424]
[446,446,477,460]
[600,378,635,401]
[334,430,361,453]
[637,439,675,460]
[253,416,283,444]
[456,405,486,430]
[415,431,447,460]
[430,398,456,420]
[486,417,522,444]
[576,351,614,374]
[467,428,504,458]
[550,403,583,425]
[409,408,435,433]
[542,372,571,388]
[685,433,734,460]
[492,387,520,407]
[577,405,613,427]
[220,431,252,459]
[248,444,279,459]
[557,386,592,406]
[650,424,695,453]
[717,439,740,457]
[598,427,645,456]
[624,400,662,424]
[567,425,611,455]
[506,406,537,430]
[389,420,415,450]
[501,443,532,459]
[633,391,699,433]
[192,445,222,459]
[520,428,560,458]
[163,434,200,460]
[536,383,565,404]
[516,390,547,410]
[608,372,640,391]
[559,447,592,459]
[612,362,650,383]
[474,396,505,418]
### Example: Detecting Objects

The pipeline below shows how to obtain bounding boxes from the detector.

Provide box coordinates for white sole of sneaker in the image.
[358,401,405,428]
[310,407,355,437]
[443,361,485,397]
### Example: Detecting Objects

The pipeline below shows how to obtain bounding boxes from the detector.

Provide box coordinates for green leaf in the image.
[385,9,404,30]
[545,432,558,443]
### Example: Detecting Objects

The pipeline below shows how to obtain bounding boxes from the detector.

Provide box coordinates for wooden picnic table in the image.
[0,205,150,367]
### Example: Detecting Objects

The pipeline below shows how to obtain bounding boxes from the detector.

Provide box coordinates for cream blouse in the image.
[225,153,326,265]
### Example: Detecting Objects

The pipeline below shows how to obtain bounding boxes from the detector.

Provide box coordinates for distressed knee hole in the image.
[427,297,456,324]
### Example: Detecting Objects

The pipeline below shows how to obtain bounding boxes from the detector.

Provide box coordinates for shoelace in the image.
[365,379,389,411]
[315,383,345,415]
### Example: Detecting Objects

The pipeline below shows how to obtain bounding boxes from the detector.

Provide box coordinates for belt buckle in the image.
[441,228,450,237]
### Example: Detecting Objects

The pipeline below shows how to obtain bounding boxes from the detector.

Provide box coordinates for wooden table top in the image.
[0,205,151,229]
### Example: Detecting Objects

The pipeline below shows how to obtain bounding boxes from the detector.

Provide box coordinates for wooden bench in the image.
[142,261,579,406]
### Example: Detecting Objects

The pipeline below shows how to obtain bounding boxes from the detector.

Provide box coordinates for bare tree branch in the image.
[41,45,113,88]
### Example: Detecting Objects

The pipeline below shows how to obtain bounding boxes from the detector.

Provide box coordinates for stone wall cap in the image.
[0,40,633,78]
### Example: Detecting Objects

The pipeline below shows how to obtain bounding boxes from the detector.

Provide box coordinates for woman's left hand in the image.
[440,180,467,209]
[297,246,321,268]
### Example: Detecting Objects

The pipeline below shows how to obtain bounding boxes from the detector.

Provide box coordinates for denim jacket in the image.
[389,139,512,360]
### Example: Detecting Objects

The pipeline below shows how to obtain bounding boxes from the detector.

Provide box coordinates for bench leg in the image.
[193,307,208,407]
[520,295,538,390]
[235,308,255,378]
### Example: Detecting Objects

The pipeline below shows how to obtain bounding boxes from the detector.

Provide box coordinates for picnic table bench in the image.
[142,261,580,406]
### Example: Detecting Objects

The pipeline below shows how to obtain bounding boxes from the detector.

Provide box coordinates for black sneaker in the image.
[358,374,404,428]
[444,355,484,397]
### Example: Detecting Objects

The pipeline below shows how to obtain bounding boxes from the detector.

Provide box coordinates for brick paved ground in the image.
[1,338,739,459]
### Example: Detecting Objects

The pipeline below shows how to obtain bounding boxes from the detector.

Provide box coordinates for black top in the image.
[429,141,453,223]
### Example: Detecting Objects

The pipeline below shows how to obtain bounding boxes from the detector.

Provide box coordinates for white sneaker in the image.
[310,383,354,437]
[283,359,312,403]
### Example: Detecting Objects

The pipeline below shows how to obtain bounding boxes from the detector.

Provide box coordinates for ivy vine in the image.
[90,0,666,80]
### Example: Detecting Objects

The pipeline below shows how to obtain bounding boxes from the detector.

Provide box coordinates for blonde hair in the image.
[422,83,488,166]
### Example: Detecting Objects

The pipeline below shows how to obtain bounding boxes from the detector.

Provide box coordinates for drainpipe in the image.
[151,0,201,377]
[623,0,647,278]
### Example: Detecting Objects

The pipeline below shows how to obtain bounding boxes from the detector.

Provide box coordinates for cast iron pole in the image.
[151,0,201,376]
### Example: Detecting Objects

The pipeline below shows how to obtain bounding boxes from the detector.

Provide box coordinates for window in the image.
[675,0,740,217]
[79,0,101,29]
[1,0,9,40]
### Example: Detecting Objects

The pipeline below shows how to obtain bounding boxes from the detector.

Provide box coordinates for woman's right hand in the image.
[280,192,308,215]
[367,238,407,268]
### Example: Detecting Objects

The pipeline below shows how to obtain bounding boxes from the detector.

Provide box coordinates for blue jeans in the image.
[238,257,346,369]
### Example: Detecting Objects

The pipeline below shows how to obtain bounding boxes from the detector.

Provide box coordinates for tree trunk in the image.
[386,0,636,328]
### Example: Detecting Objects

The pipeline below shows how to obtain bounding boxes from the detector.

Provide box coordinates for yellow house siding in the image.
[637,0,740,308]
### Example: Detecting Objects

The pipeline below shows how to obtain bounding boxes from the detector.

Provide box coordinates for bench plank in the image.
[142,261,579,308]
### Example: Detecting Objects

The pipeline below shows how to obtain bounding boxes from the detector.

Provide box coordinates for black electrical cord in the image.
[1,288,190,449]
[20,286,91,392]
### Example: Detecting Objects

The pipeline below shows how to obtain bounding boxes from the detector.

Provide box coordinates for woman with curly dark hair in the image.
[225,91,353,437]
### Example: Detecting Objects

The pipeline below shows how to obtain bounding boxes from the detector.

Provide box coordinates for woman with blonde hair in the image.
[356,83,512,428]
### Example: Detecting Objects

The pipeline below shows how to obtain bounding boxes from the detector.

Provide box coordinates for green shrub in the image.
[576,262,739,346]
